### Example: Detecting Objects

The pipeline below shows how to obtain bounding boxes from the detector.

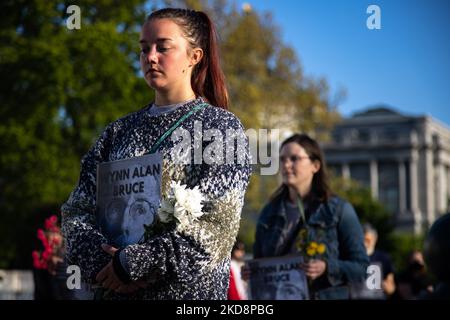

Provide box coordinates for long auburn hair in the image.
[270,134,332,204]
[146,8,228,109]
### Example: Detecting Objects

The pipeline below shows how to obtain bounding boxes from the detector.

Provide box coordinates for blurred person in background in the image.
[421,213,450,300]
[396,250,433,299]
[252,133,369,299]
[361,223,396,299]
[228,240,248,300]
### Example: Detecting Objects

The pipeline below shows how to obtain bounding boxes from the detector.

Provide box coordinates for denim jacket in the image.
[253,195,369,300]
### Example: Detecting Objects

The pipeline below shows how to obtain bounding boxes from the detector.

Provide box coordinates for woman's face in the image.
[280,142,320,191]
[139,18,195,93]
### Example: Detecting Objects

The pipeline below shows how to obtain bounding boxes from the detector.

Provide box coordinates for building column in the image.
[437,158,447,214]
[398,161,406,215]
[424,147,435,229]
[410,150,421,235]
[342,163,350,180]
[370,160,378,199]
[447,165,450,211]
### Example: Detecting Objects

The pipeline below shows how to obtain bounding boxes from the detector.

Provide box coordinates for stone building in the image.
[322,107,450,234]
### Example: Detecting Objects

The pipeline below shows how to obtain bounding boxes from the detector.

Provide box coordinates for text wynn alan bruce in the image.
[176,304,274,317]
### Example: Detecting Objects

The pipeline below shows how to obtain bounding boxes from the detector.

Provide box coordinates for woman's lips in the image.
[147,69,161,74]
[145,70,162,79]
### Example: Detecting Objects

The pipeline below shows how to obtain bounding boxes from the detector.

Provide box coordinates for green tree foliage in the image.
[330,177,394,250]
[330,177,428,272]
[388,232,424,273]
[0,0,152,268]
[220,6,342,135]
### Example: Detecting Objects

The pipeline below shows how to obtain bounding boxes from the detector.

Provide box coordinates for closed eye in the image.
[157,46,169,53]
[140,47,150,55]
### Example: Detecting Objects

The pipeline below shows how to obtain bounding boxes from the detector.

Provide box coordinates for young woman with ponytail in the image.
[61,8,251,299]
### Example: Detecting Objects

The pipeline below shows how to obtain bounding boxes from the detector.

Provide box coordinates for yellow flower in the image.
[306,243,316,257]
[309,242,318,249]
[317,243,326,254]
[306,247,316,256]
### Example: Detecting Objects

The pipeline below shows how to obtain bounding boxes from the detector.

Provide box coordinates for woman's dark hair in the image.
[232,239,245,253]
[146,8,228,109]
[270,133,332,203]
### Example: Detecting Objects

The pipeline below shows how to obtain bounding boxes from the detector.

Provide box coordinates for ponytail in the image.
[191,11,228,109]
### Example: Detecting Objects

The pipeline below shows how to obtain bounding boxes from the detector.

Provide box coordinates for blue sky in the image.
[236,0,450,126]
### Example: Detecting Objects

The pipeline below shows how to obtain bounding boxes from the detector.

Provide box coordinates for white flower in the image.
[173,202,191,225]
[157,181,205,225]
[173,182,189,205]
[185,186,204,218]
[172,181,204,218]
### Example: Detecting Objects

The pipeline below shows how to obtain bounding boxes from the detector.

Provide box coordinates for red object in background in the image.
[227,268,246,300]
[44,215,59,232]
[228,266,242,300]
[32,215,61,270]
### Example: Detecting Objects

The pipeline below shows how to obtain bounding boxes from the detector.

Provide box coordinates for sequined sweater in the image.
[61,98,252,300]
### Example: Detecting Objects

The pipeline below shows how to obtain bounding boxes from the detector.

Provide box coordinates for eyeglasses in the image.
[279,155,311,163]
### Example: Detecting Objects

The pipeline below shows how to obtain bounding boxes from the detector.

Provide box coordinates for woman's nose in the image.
[281,158,291,169]
[146,46,157,64]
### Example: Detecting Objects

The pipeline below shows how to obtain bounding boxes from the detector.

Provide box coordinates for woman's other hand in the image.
[301,259,327,280]
[95,244,123,291]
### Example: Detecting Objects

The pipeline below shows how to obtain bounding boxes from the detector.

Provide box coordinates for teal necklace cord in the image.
[296,194,306,225]
[148,102,208,154]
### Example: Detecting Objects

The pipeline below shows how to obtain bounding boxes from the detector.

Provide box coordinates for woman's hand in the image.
[95,244,123,291]
[301,259,327,280]
[96,244,148,294]
[96,260,124,291]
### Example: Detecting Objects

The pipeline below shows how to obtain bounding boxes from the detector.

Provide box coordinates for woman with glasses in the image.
[253,133,368,299]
